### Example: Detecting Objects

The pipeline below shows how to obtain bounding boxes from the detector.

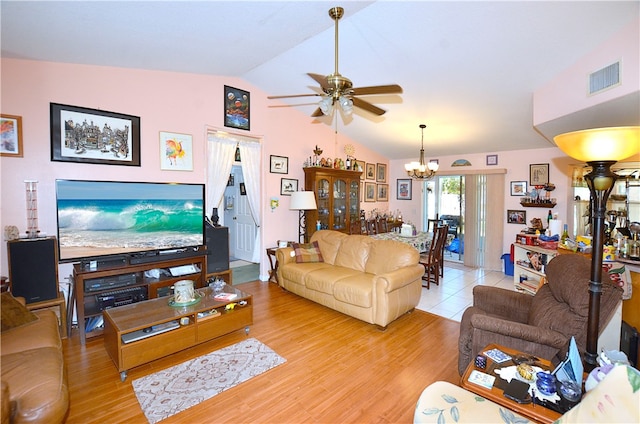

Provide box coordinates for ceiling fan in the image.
[267,6,402,117]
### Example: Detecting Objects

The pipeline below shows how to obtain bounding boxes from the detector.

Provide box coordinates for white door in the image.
[223,166,256,261]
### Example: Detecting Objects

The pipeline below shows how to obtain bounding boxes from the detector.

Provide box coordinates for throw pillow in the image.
[1,292,38,332]
[292,241,324,263]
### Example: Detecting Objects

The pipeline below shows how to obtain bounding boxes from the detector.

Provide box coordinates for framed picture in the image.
[270,155,288,174]
[507,209,526,224]
[235,146,241,162]
[377,184,389,202]
[429,159,439,165]
[486,154,498,166]
[159,131,193,171]
[353,160,365,179]
[397,179,412,200]
[50,103,140,166]
[365,163,376,180]
[224,85,250,131]
[530,163,549,186]
[280,178,298,196]
[239,182,246,195]
[376,163,387,183]
[510,181,527,196]
[364,182,376,202]
[227,174,234,186]
[1,114,23,157]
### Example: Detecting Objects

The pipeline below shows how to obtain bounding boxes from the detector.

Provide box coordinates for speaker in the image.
[205,225,229,274]
[7,237,59,304]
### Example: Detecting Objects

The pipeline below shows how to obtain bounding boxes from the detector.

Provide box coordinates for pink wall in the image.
[0,58,389,280]
[534,18,639,126]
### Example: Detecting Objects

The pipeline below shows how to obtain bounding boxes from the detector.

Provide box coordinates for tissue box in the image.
[400,224,413,237]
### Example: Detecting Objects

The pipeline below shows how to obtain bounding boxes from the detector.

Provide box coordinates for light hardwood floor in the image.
[63,280,462,423]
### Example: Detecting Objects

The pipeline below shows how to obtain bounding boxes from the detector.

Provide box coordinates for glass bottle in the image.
[630,233,640,260]
[561,224,569,244]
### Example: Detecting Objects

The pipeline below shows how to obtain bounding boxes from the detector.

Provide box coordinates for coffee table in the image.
[103,284,252,381]
[461,344,562,423]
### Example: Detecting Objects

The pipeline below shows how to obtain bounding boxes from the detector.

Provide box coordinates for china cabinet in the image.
[304,167,362,241]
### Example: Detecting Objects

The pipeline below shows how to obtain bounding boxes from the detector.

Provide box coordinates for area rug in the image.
[232,263,260,284]
[132,338,286,423]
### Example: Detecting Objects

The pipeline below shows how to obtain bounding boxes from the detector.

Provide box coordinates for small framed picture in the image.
[376,163,387,183]
[486,154,498,166]
[160,131,193,171]
[235,147,241,162]
[224,85,250,131]
[270,155,288,174]
[227,174,234,186]
[366,163,376,180]
[510,181,527,196]
[377,184,389,202]
[530,163,549,186]
[507,209,526,224]
[397,179,412,200]
[0,114,23,157]
[429,159,439,165]
[364,182,376,202]
[353,160,365,178]
[239,182,246,195]
[280,178,298,196]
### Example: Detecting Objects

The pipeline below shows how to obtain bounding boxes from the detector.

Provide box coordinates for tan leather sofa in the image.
[1,294,69,423]
[276,230,424,328]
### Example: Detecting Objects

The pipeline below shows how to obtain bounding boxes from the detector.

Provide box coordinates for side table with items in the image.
[461,344,565,423]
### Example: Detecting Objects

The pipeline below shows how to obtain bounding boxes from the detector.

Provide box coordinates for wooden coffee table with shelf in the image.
[461,344,562,423]
[103,284,252,381]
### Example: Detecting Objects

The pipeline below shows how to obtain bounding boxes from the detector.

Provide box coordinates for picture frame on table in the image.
[507,209,526,224]
[377,184,389,202]
[510,181,527,196]
[366,163,376,180]
[0,114,23,157]
[376,163,387,183]
[280,178,298,196]
[397,179,412,200]
[486,154,498,166]
[224,85,250,131]
[530,163,549,185]
[364,182,376,202]
[50,103,140,166]
[159,131,193,171]
[270,155,288,174]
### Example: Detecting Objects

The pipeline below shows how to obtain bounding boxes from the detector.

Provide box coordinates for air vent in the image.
[589,61,620,95]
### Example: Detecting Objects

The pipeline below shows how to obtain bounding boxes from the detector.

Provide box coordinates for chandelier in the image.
[405,124,439,179]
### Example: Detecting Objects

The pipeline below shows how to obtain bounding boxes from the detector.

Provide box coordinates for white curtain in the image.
[238,142,262,262]
[206,129,262,262]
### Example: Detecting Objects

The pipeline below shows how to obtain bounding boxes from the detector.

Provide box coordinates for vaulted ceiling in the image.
[2,1,638,159]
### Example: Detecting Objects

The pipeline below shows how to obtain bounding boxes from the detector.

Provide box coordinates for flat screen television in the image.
[55,179,205,263]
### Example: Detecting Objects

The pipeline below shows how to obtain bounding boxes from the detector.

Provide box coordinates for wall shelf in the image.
[520,202,556,208]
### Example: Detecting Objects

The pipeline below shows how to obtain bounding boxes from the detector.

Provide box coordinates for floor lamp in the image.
[554,126,640,369]
[290,191,317,243]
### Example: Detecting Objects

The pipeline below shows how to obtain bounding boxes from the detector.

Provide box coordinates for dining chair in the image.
[419,226,447,289]
[349,220,361,235]
[360,217,368,235]
[366,219,377,235]
[438,225,449,277]
[427,219,443,232]
[376,217,388,233]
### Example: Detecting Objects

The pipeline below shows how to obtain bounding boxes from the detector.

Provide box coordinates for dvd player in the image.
[84,273,137,292]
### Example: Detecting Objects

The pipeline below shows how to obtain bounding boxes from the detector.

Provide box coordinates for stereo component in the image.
[84,273,138,292]
[95,286,148,311]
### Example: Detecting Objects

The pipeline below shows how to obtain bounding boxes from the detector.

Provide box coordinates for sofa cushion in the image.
[310,230,348,265]
[1,292,38,332]
[365,239,419,275]
[1,347,68,424]
[292,241,324,263]
[333,275,374,308]
[333,235,373,272]
[280,262,330,286]
[305,266,361,295]
[0,310,62,355]
[545,255,591,317]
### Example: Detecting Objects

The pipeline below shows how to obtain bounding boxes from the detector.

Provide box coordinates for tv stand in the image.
[73,254,207,345]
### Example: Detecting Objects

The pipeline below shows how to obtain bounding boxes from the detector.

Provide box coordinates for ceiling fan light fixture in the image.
[406,124,438,180]
[319,97,333,115]
[339,95,353,115]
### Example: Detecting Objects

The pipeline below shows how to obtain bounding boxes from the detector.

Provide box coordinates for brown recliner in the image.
[458,254,622,375]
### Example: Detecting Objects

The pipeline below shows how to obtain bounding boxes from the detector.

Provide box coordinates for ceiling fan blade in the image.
[352,97,386,116]
[308,73,329,90]
[352,84,403,96]
[267,93,321,99]
[311,107,325,117]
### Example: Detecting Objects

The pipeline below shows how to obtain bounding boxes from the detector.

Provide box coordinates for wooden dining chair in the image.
[349,220,362,235]
[427,219,443,232]
[438,225,449,277]
[366,219,377,235]
[360,217,368,235]
[376,217,388,233]
[419,226,448,289]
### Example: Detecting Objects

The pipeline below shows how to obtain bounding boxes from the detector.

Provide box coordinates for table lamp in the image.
[553,126,640,368]
[290,191,317,243]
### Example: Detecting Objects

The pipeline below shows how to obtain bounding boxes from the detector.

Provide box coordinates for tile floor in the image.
[416,261,515,322]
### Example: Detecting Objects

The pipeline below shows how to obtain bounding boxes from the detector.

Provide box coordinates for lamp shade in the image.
[290,191,317,210]
[553,126,640,162]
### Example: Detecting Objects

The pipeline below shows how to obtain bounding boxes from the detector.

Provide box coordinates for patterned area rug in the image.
[132,338,286,423]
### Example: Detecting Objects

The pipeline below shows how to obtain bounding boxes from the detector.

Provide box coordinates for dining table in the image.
[370,231,433,253]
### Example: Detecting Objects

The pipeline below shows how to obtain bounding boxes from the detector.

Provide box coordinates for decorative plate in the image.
[168,291,203,307]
